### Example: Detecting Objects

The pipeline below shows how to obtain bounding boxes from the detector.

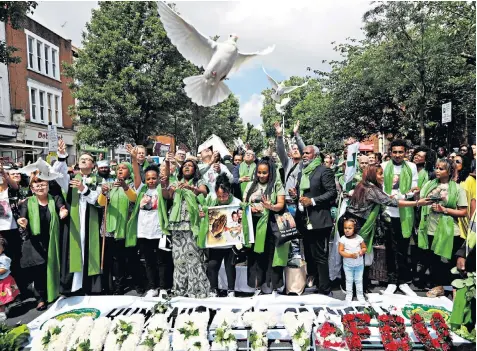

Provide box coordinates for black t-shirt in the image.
[19,195,65,268]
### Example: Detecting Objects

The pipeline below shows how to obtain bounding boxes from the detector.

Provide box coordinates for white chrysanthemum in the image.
[67,316,94,350]
[90,317,112,351]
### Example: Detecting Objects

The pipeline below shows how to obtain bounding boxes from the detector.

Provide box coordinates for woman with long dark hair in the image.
[418,158,468,297]
[163,159,209,298]
[341,165,431,296]
[243,157,286,296]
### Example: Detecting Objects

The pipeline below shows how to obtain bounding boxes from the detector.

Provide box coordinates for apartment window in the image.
[47,93,52,122]
[30,88,37,120]
[39,91,45,122]
[36,41,42,72]
[52,49,57,78]
[27,36,35,69]
[44,45,49,75]
[54,96,59,125]
[25,30,60,80]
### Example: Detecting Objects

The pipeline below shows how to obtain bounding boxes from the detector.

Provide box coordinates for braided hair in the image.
[245,157,277,202]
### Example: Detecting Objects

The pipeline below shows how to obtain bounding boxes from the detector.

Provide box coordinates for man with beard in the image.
[294,145,337,295]
[97,160,115,183]
[56,151,103,295]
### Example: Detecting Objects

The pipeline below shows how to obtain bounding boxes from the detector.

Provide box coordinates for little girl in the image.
[0,237,19,320]
[338,218,367,303]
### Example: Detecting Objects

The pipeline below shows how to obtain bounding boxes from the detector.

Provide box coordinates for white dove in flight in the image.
[18,157,63,181]
[263,66,308,102]
[157,2,275,107]
[275,97,291,115]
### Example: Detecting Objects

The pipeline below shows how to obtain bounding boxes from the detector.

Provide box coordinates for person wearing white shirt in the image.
[199,147,233,196]
[381,139,419,297]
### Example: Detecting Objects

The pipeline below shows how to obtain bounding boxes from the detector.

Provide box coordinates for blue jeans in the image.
[343,264,364,298]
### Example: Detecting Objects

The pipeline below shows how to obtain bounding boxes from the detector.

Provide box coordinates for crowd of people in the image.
[0,122,474,327]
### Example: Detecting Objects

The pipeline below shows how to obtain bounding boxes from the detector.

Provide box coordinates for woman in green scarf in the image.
[17,175,68,310]
[162,159,209,298]
[98,162,137,295]
[243,158,286,296]
[418,158,468,298]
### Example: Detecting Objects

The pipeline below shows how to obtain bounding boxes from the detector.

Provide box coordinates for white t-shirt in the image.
[381,161,418,218]
[339,235,364,267]
[200,164,233,196]
[135,184,168,248]
[0,188,16,231]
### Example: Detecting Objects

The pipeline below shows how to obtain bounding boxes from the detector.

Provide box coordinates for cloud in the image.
[239,94,265,126]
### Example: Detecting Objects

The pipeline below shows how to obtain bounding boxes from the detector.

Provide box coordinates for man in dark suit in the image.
[294,145,337,295]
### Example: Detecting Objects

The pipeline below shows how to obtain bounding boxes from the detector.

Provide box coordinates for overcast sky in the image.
[31,1,370,126]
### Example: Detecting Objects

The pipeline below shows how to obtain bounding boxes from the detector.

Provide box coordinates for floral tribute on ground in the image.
[314,320,346,350]
[282,311,314,351]
[342,313,371,351]
[377,314,412,351]
[411,313,453,351]
[211,310,239,351]
[241,311,278,351]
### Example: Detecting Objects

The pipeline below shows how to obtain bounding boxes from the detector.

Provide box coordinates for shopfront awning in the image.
[359,143,374,152]
[0,142,47,149]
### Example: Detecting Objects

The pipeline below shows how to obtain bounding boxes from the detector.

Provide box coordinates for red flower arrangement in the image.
[377,314,412,351]
[315,321,346,350]
[411,313,452,351]
[342,313,371,351]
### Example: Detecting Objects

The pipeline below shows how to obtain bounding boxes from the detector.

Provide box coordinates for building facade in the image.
[1,16,77,165]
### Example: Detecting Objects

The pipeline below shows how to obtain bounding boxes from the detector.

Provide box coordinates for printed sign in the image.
[442,101,452,124]
[206,205,244,248]
[47,125,58,152]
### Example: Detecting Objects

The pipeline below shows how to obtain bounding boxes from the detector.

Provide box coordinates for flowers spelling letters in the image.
[314,321,346,350]
[342,313,371,351]
[242,311,278,351]
[411,313,453,351]
[211,310,239,351]
[377,314,412,351]
[282,311,314,351]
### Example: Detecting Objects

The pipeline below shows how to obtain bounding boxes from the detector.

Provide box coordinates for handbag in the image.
[270,208,302,247]
[284,261,307,295]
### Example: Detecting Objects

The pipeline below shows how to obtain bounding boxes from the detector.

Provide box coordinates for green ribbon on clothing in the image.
[418,179,458,259]
[252,180,289,267]
[239,162,256,194]
[450,286,473,328]
[299,157,322,197]
[417,169,429,190]
[28,195,61,303]
[358,205,381,253]
[69,173,101,276]
[106,178,133,240]
[168,180,201,237]
[126,185,169,247]
[384,161,414,238]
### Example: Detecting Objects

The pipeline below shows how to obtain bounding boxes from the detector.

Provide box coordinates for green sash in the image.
[418,179,458,259]
[168,180,200,237]
[142,160,150,170]
[239,162,256,194]
[384,161,414,238]
[359,205,381,253]
[126,185,169,247]
[69,173,101,276]
[417,169,429,189]
[299,157,321,197]
[27,195,60,303]
[253,180,289,267]
[106,178,133,240]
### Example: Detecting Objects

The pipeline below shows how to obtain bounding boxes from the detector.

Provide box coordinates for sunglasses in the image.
[461,149,467,152]
[455,159,462,164]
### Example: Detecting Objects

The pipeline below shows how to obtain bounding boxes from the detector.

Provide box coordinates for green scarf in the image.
[106,178,133,240]
[168,180,200,237]
[299,157,322,197]
[253,180,289,267]
[418,179,458,259]
[418,168,429,189]
[126,185,169,247]
[359,205,381,253]
[450,286,473,329]
[239,162,256,194]
[27,195,60,303]
[142,160,150,170]
[69,173,101,276]
[384,161,414,238]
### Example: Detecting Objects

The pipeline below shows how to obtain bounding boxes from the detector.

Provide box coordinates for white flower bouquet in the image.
[211,310,239,351]
[32,318,77,351]
[172,312,209,351]
[137,314,170,351]
[67,316,94,351]
[241,311,278,351]
[282,312,314,351]
[89,317,112,351]
[104,314,145,351]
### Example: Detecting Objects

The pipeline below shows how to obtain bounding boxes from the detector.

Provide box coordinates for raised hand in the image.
[59,207,68,219]
[70,179,85,192]
[17,217,28,228]
[274,121,283,136]
[58,139,67,154]
[261,194,273,210]
[293,120,300,135]
[126,144,138,160]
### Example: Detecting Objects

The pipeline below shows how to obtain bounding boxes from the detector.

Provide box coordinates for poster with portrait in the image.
[206,205,254,248]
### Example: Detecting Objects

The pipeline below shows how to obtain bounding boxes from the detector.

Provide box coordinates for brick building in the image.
[0,16,77,165]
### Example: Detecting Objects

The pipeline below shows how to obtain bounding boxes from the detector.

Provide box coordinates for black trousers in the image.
[247,217,284,290]
[302,226,332,294]
[383,217,411,284]
[207,248,236,291]
[102,237,130,294]
[138,238,173,290]
[22,264,47,302]
[419,235,464,286]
